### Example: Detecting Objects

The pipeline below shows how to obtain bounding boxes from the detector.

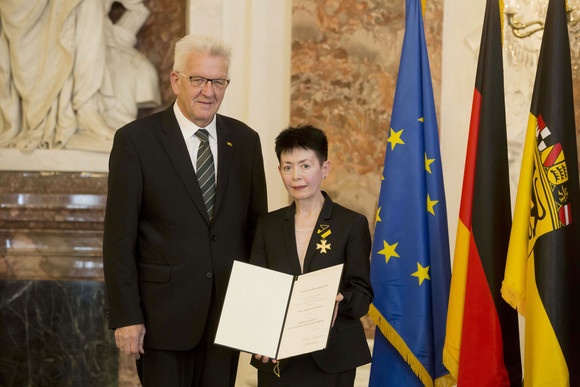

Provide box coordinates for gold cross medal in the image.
[316,224,332,253]
[316,239,331,253]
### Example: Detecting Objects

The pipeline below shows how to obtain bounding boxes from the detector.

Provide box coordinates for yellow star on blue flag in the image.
[425,153,435,173]
[427,194,439,215]
[378,240,400,264]
[387,128,405,150]
[411,262,431,286]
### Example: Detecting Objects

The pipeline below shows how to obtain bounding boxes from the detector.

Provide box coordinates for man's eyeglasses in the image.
[178,73,230,90]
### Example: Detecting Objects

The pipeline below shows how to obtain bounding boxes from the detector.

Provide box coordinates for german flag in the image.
[502,0,580,385]
[443,0,522,385]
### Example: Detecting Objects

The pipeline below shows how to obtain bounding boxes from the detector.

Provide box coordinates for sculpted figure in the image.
[0,0,160,151]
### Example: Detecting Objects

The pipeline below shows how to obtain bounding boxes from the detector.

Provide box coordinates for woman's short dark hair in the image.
[275,125,328,164]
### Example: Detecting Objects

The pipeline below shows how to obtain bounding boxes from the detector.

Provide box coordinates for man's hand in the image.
[115,324,146,359]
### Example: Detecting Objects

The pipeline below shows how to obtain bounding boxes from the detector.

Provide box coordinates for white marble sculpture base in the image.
[0,148,110,172]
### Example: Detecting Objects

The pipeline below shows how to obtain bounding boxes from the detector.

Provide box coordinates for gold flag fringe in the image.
[369,303,455,387]
[442,350,459,383]
[435,374,456,387]
[500,282,526,317]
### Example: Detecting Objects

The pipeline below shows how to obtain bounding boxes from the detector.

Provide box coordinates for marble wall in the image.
[0,280,117,386]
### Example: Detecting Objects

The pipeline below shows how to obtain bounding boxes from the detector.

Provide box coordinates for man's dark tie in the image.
[195,129,215,219]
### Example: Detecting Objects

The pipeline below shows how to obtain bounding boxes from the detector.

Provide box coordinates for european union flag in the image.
[368,0,453,386]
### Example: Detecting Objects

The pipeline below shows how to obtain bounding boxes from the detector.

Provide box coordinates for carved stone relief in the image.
[0,0,161,152]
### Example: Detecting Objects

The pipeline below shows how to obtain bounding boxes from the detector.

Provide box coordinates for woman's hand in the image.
[254,354,277,364]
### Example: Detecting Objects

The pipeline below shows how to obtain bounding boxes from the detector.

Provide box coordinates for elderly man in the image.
[103,34,267,386]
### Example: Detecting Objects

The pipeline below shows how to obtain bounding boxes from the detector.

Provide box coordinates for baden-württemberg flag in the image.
[502,0,580,385]
[443,0,522,385]
[368,0,453,385]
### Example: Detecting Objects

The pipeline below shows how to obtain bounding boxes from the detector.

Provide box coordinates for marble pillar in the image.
[0,171,115,386]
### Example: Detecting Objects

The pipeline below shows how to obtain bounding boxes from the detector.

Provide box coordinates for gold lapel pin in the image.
[317,224,331,239]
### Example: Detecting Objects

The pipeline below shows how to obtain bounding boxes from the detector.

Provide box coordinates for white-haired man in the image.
[103,34,267,386]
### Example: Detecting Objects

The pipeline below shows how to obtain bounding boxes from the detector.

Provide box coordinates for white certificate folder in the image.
[215,261,344,360]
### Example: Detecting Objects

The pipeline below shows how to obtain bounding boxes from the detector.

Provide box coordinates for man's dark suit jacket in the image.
[249,192,373,375]
[103,105,267,350]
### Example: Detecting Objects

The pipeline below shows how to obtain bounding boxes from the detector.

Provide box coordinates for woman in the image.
[249,125,373,386]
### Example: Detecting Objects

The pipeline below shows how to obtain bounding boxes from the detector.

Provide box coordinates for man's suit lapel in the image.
[283,204,303,275]
[303,194,333,273]
[214,115,234,216]
[159,106,211,225]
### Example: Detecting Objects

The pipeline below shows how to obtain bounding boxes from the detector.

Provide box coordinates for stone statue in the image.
[0,0,160,152]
